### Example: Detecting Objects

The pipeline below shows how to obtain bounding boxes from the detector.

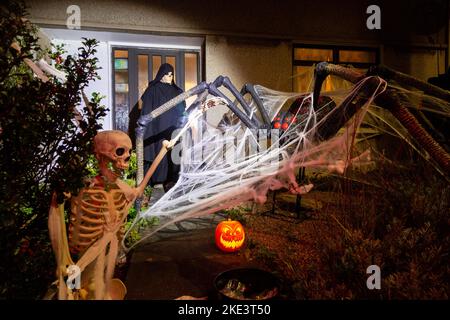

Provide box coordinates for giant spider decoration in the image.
[135,62,450,186]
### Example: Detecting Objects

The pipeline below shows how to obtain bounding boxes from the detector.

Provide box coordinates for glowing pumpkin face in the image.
[215,220,245,252]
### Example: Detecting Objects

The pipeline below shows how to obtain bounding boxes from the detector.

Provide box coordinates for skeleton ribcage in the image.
[68,187,129,257]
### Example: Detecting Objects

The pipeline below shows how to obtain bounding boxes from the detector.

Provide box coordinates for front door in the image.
[112,47,200,133]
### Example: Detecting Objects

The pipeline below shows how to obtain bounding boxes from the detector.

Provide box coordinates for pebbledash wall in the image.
[25,0,449,129]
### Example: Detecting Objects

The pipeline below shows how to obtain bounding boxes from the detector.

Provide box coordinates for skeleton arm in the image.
[48,192,76,299]
[133,140,170,198]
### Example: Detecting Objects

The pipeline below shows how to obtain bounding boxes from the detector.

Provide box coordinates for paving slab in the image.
[124,226,263,300]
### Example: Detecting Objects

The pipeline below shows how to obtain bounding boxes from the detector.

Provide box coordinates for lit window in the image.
[293,45,379,93]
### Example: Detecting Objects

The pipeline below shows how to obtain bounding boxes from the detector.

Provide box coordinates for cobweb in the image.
[123,71,449,251]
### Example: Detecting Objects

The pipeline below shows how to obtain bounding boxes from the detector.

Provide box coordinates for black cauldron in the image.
[213,268,280,301]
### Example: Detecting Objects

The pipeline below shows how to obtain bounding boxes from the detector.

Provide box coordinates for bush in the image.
[0,2,106,299]
[300,162,449,299]
[223,207,248,225]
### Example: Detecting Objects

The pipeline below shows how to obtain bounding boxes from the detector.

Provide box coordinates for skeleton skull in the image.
[94,130,132,179]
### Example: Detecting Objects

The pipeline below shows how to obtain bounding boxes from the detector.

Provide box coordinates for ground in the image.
[242,192,325,298]
[118,190,326,300]
[119,175,450,300]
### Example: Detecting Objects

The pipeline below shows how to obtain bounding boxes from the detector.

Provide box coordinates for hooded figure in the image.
[140,63,187,190]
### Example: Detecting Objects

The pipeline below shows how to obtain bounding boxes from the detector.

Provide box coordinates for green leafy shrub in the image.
[0,2,106,299]
[124,214,160,248]
[124,151,137,181]
[86,154,100,178]
[223,207,247,225]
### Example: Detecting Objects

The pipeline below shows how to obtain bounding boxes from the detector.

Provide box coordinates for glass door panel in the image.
[113,49,129,132]
[184,52,199,107]
[152,55,162,79]
[138,54,149,99]
[165,56,176,83]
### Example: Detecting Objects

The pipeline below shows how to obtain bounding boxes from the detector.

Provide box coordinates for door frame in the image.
[129,48,184,108]
[111,46,201,131]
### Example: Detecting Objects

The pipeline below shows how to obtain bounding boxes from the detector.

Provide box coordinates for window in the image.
[293,45,379,93]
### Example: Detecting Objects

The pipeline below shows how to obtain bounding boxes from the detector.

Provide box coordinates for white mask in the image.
[160,72,173,84]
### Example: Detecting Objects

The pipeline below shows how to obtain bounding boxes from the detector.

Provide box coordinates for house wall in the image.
[24,0,447,46]
[383,47,447,81]
[25,0,449,127]
[49,39,113,130]
[205,36,292,124]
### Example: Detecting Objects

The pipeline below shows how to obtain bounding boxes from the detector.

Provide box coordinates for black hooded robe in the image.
[140,63,186,188]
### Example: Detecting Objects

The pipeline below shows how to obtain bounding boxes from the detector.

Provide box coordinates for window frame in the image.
[292,44,380,69]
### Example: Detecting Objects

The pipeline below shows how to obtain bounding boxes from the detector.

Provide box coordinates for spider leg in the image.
[209,76,261,129]
[312,62,450,175]
[137,81,209,133]
[134,78,259,194]
[137,77,259,131]
[367,64,450,102]
[367,65,450,150]
[376,88,450,174]
[240,83,272,128]
[312,62,365,110]
[315,76,384,141]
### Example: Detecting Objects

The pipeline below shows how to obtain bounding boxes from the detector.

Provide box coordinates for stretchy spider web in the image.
[123,72,449,251]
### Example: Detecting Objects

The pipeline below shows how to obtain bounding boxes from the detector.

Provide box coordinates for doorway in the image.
[112,47,201,133]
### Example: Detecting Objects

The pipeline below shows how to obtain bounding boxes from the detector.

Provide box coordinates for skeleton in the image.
[48,130,173,299]
[68,131,135,257]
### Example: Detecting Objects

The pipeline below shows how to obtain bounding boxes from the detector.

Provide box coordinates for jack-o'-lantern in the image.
[215,219,245,252]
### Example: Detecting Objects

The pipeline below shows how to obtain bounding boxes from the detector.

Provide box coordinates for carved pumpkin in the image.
[215,219,245,252]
